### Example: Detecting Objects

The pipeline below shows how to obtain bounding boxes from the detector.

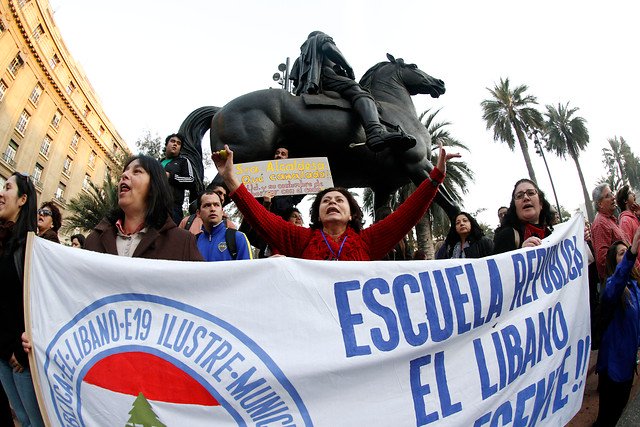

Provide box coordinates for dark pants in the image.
[594,371,633,427]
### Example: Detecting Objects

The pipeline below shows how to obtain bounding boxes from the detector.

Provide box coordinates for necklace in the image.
[320,230,348,261]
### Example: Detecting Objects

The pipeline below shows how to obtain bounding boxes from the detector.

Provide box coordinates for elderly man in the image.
[591,183,628,280]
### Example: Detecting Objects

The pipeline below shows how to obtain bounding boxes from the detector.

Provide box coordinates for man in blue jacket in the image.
[196,191,252,261]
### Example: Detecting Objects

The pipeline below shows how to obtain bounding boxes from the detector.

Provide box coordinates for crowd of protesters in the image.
[2,130,639,425]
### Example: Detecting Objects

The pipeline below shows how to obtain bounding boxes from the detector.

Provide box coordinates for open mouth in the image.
[119,183,131,194]
[326,207,340,214]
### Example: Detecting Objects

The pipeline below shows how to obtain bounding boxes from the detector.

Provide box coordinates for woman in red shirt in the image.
[213,144,458,261]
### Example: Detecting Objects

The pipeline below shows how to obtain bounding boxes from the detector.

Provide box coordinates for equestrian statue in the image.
[181,31,459,218]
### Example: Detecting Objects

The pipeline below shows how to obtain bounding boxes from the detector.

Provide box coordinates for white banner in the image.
[26,215,590,426]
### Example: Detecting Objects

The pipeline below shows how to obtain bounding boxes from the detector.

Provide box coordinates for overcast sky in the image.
[48,0,639,227]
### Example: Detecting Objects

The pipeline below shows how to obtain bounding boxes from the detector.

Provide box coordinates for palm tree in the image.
[600,136,640,190]
[419,109,473,257]
[481,78,544,182]
[543,102,594,222]
[62,175,118,233]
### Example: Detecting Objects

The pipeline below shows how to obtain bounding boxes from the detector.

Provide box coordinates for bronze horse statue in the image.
[181,54,459,217]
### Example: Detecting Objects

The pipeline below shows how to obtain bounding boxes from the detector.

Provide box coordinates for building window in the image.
[98,125,105,136]
[66,81,76,95]
[62,156,73,175]
[8,54,24,76]
[18,0,30,7]
[0,80,7,102]
[82,105,91,118]
[55,182,66,203]
[49,54,60,70]
[70,132,80,150]
[39,135,52,156]
[29,83,43,105]
[2,140,18,168]
[33,163,44,187]
[0,17,6,33]
[51,109,62,129]
[32,24,44,41]
[83,174,91,190]
[88,150,97,169]
[15,110,30,134]
[104,166,111,181]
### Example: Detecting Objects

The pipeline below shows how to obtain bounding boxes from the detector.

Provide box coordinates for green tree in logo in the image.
[125,393,166,427]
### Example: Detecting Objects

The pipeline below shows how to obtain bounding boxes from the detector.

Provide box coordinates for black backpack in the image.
[224,228,238,260]
[185,216,238,260]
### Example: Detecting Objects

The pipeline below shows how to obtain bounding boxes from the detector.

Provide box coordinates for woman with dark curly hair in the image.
[36,200,61,243]
[436,212,493,259]
[213,144,459,261]
[493,178,554,254]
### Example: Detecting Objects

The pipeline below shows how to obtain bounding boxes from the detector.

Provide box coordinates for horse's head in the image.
[385,53,445,98]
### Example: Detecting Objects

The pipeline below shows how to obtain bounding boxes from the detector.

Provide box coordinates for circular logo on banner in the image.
[43,294,312,426]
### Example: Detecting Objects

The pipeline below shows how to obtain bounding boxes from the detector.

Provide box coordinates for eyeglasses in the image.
[38,209,52,216]
[514,189,538,200]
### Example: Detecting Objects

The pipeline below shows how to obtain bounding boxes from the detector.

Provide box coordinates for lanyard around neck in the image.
[321,230,348,261]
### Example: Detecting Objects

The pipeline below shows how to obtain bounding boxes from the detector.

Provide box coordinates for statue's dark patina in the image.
[183,54,458,217]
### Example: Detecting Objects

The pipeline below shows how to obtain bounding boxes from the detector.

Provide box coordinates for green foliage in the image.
[599,136,640,191]
[544,103,589,159]
[481,77,544,182]
[422,108,474,241]
[135,130,164,159]
[62,175,118,233]
[362,109,474,257]
[126,393,166,427]
[543,102,594,221]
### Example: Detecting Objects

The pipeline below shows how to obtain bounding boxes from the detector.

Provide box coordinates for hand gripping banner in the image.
[25,215,589,426]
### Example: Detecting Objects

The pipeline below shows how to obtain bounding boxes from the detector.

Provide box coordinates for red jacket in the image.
[231,168,444,261]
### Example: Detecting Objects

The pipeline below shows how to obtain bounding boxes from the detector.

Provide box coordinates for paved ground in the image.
[567,350,640,426]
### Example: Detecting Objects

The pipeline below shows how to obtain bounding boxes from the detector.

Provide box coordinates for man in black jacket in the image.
[160,133,197,225]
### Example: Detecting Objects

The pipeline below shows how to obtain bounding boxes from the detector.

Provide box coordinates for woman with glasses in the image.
[36,201,61,243]
[493,179,554,254]
[0,172,45,426]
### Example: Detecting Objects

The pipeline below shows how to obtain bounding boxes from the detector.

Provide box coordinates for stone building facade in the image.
[0,0,129,240]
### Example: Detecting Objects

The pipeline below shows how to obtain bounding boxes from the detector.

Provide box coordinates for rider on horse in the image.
[289,31,416,153]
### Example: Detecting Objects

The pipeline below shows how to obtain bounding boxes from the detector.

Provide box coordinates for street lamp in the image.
[272,58,291,92]
[529,129,563,223]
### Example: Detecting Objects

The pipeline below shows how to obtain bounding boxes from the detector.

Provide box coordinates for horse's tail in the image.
[178,106,221,194]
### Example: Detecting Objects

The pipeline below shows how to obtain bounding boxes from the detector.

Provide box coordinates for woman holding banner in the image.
[493,178,554,254]
[84,155,203,261]
[594,226,640,426]
[212,144,459,261]
[0,172,45,426]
